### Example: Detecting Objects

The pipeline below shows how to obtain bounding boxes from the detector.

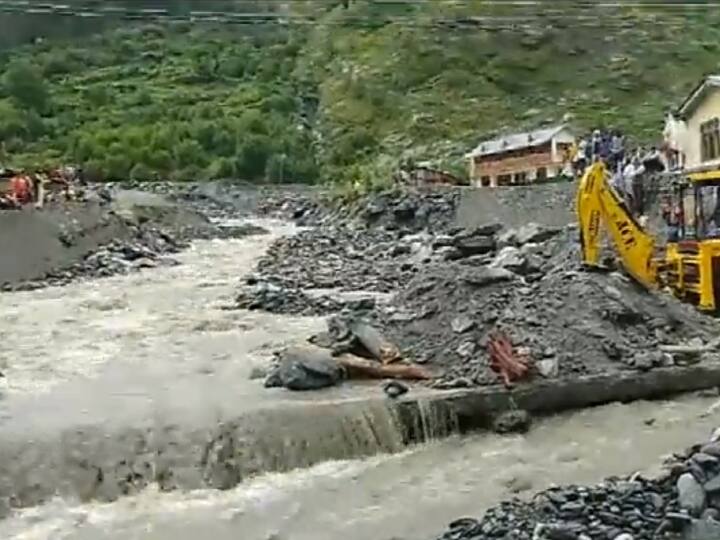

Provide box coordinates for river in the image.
[0,220,719,540]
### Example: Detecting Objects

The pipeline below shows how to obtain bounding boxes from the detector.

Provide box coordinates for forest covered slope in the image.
[0,0,718,185]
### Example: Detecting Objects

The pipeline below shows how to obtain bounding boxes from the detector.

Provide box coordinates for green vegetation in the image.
[2,1,720,184]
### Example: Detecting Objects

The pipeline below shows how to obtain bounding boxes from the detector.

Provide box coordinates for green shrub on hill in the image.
[1,1,720,184]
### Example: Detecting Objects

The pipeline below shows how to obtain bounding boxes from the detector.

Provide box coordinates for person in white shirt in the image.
[622,160,636,208]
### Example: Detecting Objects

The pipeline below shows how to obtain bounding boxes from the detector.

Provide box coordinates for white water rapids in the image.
[0,219,719,540]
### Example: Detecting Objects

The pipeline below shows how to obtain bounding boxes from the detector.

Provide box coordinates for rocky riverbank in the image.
[435,429,720,540]
[0,186,268,292]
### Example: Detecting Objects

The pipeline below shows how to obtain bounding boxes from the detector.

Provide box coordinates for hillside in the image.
[1,1,720,186]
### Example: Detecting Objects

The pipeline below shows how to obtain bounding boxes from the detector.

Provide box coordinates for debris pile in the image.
[235,280,376,316]
[308,224,718,388]
[233,189,460,310]
[435,431,720,540]
[255,192,327,226]
[264,318,432,391]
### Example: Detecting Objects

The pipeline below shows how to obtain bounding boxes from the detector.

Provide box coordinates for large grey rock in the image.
[678,472,707,516]
[454,235,496,257]
[462,222,502,237]
[462,267,514,287]
[536,358,559,378]
[491,246,526,273]
[496,228,518,248]
[451,315,476,334]
[703,474,720,494]
[492,410,531,434]
[684,518,720,540]
[515,222,562,245]
[267,346,346,391]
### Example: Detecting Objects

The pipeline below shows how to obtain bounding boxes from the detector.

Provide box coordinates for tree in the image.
[2,60,49,113]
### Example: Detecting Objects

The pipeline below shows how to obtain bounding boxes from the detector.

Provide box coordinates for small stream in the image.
[0,219,718,540]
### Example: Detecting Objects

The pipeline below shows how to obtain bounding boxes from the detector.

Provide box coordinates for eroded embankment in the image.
[0,189,262,292]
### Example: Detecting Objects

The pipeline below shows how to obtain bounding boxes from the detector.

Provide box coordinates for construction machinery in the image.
[577,161,720,312]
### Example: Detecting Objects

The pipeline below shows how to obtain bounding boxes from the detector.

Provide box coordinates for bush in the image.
[3,60,49,113]
[206,157,237,179]
[130,163,153,181]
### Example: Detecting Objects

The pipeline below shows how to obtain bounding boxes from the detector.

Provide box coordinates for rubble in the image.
[264,346,347,391]
[434,430,720,540]
[234,189,460,307]
[296,223,718,388]
[235,182,720,389]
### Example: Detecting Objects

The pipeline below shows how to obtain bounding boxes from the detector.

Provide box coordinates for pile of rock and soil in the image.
[231,183,720,391]
[309,222,719,389]
[435,430,720,540]
[251,224,718,392]
[235,189,460,314]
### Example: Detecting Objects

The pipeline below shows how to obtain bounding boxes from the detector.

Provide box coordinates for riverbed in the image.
[1,219,719,540]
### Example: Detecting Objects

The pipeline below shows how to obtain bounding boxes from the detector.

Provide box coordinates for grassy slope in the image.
[2,1,720,184]
[312,1,720,180]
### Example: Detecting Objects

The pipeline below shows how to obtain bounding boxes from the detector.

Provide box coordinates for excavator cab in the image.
[663,169,720,311]
[576,162,720,312]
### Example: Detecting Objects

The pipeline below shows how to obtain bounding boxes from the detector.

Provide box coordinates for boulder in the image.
[266,346,346,391]
[678,472,706,516]
[454,235,496,257]
[496,228,519,248]
[451,315,476,334]
[515,222,562,245]
[383,380,409,399]
[465,222,503,237]
[492,410,531,434]
[536,358,559,378]
[462,267,514,287]
[491,246,526,273]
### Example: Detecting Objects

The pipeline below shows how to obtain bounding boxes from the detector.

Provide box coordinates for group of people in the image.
[571,129,627,176]
[0,166,78,210]
[568,128,668,217]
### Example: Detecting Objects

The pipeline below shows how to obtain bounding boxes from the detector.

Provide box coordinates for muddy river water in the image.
[0,220,719,540]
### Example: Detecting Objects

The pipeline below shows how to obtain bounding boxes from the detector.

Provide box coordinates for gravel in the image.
[308,224,718,387]
[233,185,720,387]
[433,431,720,540]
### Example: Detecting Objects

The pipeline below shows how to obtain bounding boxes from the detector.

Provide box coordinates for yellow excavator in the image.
[577,161,720,312]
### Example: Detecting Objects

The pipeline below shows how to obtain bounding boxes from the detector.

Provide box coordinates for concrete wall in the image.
[455,181,576,229]
[684,88,720,168]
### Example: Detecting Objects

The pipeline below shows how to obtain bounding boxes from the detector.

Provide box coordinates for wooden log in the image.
[337,354,432,380]
[659,344,706,354]
[348,320,401,364]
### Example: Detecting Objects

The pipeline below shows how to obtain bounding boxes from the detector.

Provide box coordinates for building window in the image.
[497,174,512,186]
[513,172,528,185]
[480,175,491,187]
[536,167,548,182]
[701,118,720,162]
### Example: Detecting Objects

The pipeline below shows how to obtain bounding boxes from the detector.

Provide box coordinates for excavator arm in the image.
[576,162,658,289]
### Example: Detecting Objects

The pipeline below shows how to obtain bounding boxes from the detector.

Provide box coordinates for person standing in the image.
[591,130,602,162]
[610,131,624,172]
[622,158,636,210]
